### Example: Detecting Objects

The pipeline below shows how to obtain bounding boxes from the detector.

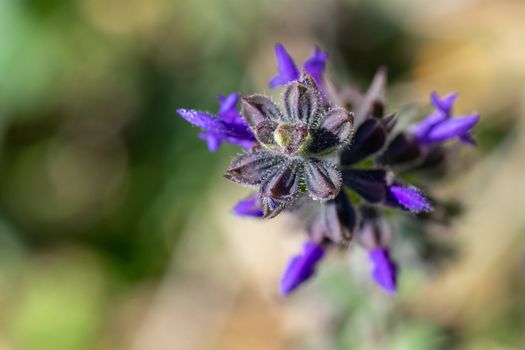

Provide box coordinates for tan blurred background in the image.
[0,0,524,349]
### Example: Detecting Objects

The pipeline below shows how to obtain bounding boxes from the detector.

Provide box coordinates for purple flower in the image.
[386,185,432,213]
[232,194,264,218]
[177,93,256,152]
[269,43,328,90]
[177,45,480,297]
[369,247,397,294]
[412,92,479,145]
[280,241,325,296]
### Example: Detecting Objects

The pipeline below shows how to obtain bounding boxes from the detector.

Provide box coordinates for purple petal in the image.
[430,91,458,116]
[369,248,397,294]
[217,93,243,124]
[280,241,325,296]
[459,133,477,146]
[424,114,479,143]
[411,111,447,141]
[177,108,255,141]
[303,47,328,88]
[232,194,264,218]
[198,132,222,152]
[269,43,300,88]
[387,185,432,213]
[177,108,256,151]
[222,136,256,149]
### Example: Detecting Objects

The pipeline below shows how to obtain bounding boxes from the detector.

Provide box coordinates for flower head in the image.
[176,43,479,297]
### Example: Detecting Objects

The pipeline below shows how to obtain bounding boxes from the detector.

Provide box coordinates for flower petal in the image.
[459,133,477,146]
[303,47,328,88]
[342,169,388,203]
[340,119,386,165]
[232,194,264,217]
[269,43,300,88]
[431,91,457,116]
[241,95,283,129]
[280,241,325,296]
[369,248,397,294]
[423,114,479,143]
[225,150,285,186]
[198,133,222,152]
[177,108,255,142]
[282,80,321,126]
[259,159,303,200]
[304,159,342,200]
[387,185,432,213]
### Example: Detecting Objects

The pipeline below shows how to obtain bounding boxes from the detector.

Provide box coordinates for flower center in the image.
[273,122,308,155]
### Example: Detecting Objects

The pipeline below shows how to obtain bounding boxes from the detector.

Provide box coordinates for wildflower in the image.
[176,43,479,296]
[369,248,397,294]
[357,206,397,293]
[232,193,264,217]
[411,92,480,145]
[177,93,256,152]
[280,241,325,295]
[269,43,329,92]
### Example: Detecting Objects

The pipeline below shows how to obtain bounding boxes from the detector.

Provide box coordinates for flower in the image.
[176,43,479,297]
[269,43,329,91]
[232,193,264,217]
[280,241,325,295]
[176,93,256,152]
[369,248,397,294]
[412,92,480,145]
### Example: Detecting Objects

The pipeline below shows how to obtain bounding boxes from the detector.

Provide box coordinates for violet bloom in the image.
[269,43,328,91]
[232,193,264,218]
[176,43,479,297]
[280,241,325,295]
[177,93,256,152]
[412,92,479,146]
[386,185,433,213]
[369,248,397,294]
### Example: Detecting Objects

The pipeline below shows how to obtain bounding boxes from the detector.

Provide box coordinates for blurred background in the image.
[0,0,524,349]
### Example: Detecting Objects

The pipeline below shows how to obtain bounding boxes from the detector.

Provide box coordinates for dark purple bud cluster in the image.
[177,43,479,296]
[225,74,352,218]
